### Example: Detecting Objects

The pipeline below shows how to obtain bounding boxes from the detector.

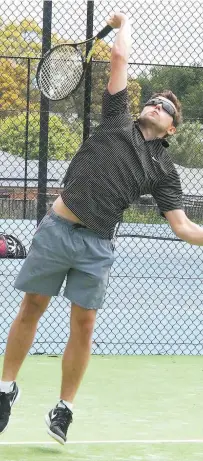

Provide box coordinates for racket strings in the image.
[38,46,83,100]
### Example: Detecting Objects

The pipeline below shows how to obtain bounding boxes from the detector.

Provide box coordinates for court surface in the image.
[0,355,203,460]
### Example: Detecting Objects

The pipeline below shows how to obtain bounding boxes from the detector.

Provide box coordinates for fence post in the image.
[23,57,31,219]
[83,0,94,142]
[37,0,52,226]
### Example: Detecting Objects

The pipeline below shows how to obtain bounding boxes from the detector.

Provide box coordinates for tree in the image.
[0,18,73,116]
[0,17,142,130]
[0,19,42,57]
[0,113,82,160]
[0,59,26,112]
[168,121,203,168]
[137,65,203,121]
[181,82,203,122]
[0,18,42,116]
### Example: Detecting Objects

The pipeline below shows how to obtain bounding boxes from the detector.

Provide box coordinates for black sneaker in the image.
[0,382,20,434]
[45,401,73,445]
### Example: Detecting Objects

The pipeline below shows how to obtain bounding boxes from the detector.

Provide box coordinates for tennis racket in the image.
[36,24,113,101]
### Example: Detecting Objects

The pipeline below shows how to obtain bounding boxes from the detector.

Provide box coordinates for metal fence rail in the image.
[0,0,203,355]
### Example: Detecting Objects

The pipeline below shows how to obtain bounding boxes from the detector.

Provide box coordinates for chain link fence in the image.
[0,0,203,355]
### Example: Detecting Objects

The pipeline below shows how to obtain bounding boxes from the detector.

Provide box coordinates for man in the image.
[0,12,203,445]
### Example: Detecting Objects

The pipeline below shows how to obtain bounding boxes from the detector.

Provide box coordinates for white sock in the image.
[0,380,14,393]
[58,399,73,412]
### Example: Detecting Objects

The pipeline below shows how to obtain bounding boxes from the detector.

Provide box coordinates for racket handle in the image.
[96,25,113,40]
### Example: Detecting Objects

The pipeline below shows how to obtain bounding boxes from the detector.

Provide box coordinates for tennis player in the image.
[0,12,203,445]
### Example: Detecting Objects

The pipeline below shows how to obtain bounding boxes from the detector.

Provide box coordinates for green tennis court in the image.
[0,355,203,460]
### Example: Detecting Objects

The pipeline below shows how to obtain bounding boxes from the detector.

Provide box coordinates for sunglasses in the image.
[144,98,176,120]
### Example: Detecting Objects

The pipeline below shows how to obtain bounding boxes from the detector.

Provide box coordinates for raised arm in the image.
[107,13,132,95]
[165,209,203,246]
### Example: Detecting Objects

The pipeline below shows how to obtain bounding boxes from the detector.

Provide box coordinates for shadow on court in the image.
[1,443,203,461]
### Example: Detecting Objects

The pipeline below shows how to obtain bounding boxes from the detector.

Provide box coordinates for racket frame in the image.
[36,24,112,101]
[36,43,86,101]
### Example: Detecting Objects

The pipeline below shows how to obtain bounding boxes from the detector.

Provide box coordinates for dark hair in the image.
[151,90,182,127]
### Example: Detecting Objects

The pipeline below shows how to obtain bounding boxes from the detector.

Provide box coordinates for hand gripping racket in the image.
[36,24,113,101]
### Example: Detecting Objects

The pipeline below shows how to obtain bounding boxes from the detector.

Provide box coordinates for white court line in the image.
[1,440,203,445]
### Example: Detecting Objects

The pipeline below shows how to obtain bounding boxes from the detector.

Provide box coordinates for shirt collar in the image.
[134,121,169,148]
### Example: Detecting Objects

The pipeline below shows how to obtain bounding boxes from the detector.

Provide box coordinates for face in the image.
[139,96,177,136]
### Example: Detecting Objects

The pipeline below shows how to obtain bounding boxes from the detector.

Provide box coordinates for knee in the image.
[70,308,96,343]
[18,294,49,324]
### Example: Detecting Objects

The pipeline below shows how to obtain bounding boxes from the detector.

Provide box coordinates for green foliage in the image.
[123,207,165,224]
[133,65,203,168]
[149,66,200,100]
[123,204,203,225]
[169,121,203,168]
[0,113,82,160]
[0,19,42,57]
[137,65,203,121]
[0,17,79,118]
[0,59,26,112]
[181,81,203,122]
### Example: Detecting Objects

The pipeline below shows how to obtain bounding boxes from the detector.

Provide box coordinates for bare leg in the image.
[60,303,97,402]
[2,293,51,381]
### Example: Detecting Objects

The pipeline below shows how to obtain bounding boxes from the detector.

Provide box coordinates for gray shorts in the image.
[14,210,115,309]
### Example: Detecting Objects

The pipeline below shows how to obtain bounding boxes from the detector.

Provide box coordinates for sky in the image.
[0,0,203,75]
